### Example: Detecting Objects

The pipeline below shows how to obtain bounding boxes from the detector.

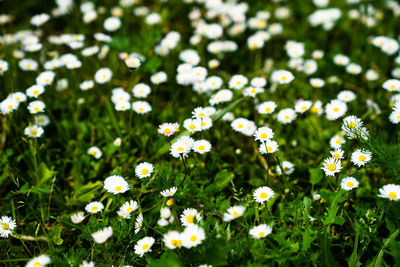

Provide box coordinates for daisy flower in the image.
[330,148,344,159]
[160,187,177,198]
[170,139,192,158]
[351,149,372,167]
[26,255,51,267]
[229,74,248,90]
[85,201,104,214]
[193,140,212,154]
[113,138,121,147]
[80,261,95,267]
[378,184,400,201]
[24,125,44,138]
[325,100,347,120]
[294,100,312,113]
[180,208,201,226]
[183,118,201,132]
[340,177,359,191]
[92,227,113,244]
[257,101,277,114]
[26,85,45,98]
[182,224,206,248]
[0,98,19,115]
[94,68,112,84]
[163,230,184,249]
[276,161,295,175]
[330,135,345,149]
[34,114,50,127]
[277,108,297,124]
[254,127,274,142]
[258,140,279,154]
[27,100,45,114]
[321,157,342,176]
[158,122,179,137]
[253,186,275,203]
[135,162,154,179]
[132,83,151,98]
[134,237,155,257]
[87,146,102,159]
[342,115,363,134]
[117,200,138,219]
[0,216,16,238]
[132,101,152,114]
[70,212,85,224]
[249,224,272,239]
[125,56,141,69]
[271,70,294,84]
[223,206,246,222]
[135,214,143,234]
[103,175,129,194]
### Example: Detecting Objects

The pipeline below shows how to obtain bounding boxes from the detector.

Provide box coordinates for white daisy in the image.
[134,236,155,257]
[92,227,113,244]
[182,224,206,248]
[85,201,104,214]
[103,175,129,194]
[249,224,272,239]
[70,212,86,224]
[192,140,212,154]
[321,157,342,176]
[340,177,359,191]
[351,149,372,167]
[253,186,275,203]
[135,162,154,179]
[26,255,51,267]
[0,216,16,238]
[180,208,201,227]
[223,205,246,222]
[378,184,400,201]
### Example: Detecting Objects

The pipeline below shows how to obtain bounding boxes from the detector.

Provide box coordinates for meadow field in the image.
[1,0,400,266]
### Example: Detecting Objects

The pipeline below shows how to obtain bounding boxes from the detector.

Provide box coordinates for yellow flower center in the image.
[346,182,354,188]
[232,211,238,217]
[198,145,205,151]
[176,239,182,246]
[91,206,98,211]
[284,115,289,120]
[348,122,356,128]
[1,223,9,230]
[127,207,133,212]
[333,153,340,158]
[260,192,268,199]
[238,124,243,129]
[164,128,171,134]
[267,146,272,152]
[359,155,366,161]
[301,106,307,111]
[328,163,336,171]
[177,147,184,152]
[34,107,39,112]
[388,192,397,199]
[33,262,42,267]
[33,90,39,95]
[115,186,122,191]
[166,198,174,206]
[258,232,265,237]
[190,235,197,242]
[142,244,149,250]
[139,107,144,112]
[199,112,205,117]
[335,140,341,144]
[333,107,339,112]
[141,169,149,175]
[260,133,268,139]
[8,105,13,109]
[186,215,194,223]
[189,124,196,130]
[31,129,38,135]
[265,107,271,112]
[236,81,241,85]
[281,76,286,81]
[171,239,177,245]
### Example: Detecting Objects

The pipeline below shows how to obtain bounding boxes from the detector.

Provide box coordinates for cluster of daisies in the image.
[1,0,400,265]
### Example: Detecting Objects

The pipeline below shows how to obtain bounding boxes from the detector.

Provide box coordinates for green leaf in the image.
[148,251,183,267]
[49,226,63,245]
[310,168,323,185]
[214,170,234,190]
[370,229,400,267]
[320,229,339,267]
[37,162,57,186]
